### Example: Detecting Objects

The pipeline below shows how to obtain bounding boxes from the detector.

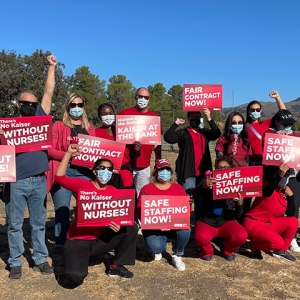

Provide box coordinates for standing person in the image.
[119,87,161,197]
[194,156,248,261]
[56,144,138,289]
[4,55,56,279]
[137,159,191,271]
[215,112,252,167]
[243,163,298,261]
[265,109,300,252]
[246,90,286,165]
[164,109,221,220]
[48,93,95,246]
[95,103,141,188]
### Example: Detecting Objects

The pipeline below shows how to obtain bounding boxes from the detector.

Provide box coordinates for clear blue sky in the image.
[1,0,299,108]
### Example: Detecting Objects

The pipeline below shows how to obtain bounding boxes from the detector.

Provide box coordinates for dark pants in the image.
[58,224,138,289]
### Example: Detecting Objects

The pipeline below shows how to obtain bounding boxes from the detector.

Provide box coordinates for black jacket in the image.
[164,120,221,185]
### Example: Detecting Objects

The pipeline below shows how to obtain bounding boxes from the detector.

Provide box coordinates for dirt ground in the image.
[1,151,300,300]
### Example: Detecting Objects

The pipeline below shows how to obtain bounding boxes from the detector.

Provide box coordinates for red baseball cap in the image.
[155,159,171,170]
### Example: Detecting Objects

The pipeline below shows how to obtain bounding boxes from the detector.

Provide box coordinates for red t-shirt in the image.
[247,119,271,162]
[187,127,205,176]
[137,182,186,208]
[55,175,116,240]
[119,106,159,168]
[215,135,252,167]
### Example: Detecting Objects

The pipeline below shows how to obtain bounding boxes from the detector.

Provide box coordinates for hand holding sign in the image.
[108,222,121,232]
[202,108,211,121]
[278,163,289,177]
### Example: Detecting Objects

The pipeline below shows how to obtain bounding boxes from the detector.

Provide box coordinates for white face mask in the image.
[137,97,149,109]
[101,115,115,126]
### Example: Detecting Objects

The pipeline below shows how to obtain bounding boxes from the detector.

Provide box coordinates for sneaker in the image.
[289,238,300,253]
[273,250,296,262]
[251,250,263,260]
[33,262,54,274]
[152,253,162,261]
[108,265,134,279]
[171,255,185,271]
[224,253,236,261]
[201,255,212,261]
[9,266,22,279]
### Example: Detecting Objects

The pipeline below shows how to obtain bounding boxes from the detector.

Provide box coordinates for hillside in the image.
[222,97,300,120]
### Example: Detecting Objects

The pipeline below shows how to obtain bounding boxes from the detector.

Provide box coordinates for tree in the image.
[106,75,135,113]
[69,66,106,125]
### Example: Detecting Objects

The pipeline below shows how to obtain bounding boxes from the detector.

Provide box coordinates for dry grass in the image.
[0,150,300,299]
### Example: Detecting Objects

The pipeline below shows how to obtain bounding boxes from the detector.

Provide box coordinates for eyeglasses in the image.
[69,102,84,108]
[95,166,113,172]
[217,165,230,169]
[18,100,38,109]
[249,108,261,113]
[137,94,150,100]
[232,121,243,125]
[159,167,171,171]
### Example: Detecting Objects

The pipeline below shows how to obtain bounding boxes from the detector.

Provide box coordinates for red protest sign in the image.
[212,166,262,200]
[0,146,16,182]
[77,189,135,227]
[262,133,300,169]
[183,84,222,111]
[0,116,53,153]
[140,195,190,230]
[72,134,125,170]
[116,115,161,145]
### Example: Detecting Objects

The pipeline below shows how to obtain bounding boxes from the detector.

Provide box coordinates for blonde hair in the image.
[62,93,91,130]
[150,166,177,184]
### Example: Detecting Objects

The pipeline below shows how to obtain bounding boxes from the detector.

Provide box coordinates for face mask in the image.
[279,125,292,133]
[249,111,261,120]
[101,115,115,126]
[97,169,112,184]
[278,176,289,188]
[137,97,149,109]
[190,119,200,129]
[157,169,171,182]
[69,107,83,118]
[231,124,243,134]
[20,105,37,116]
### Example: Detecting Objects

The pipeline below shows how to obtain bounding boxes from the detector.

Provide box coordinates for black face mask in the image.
[190,118,200,129]
[20,105,37,116]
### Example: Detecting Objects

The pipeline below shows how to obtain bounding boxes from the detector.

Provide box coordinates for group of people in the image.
[2,54,300,289]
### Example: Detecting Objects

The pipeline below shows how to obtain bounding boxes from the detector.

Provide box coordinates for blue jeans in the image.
[51,165,92,245]
[183,176,202,221]
[142,229,191,256]
[5,175,48,267]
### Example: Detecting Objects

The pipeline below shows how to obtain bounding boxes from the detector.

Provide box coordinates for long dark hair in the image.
[246,100,262,124]
[223,111,250,153]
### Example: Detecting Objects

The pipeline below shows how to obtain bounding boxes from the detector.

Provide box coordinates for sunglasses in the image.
[249,108,261,113]
[18,100,38,109]
[232,121,243,125]
[137,94,150,100]
[69,102,84,108]
[159,167,171,171]
[96,166,113,172]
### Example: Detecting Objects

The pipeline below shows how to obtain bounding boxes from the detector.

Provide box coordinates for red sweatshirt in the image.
[55,175,116,240]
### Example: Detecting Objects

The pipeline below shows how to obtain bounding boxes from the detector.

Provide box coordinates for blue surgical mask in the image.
[231,124,243,134]
[278,176,289,188]
[157,169,171,182]
[280,125,292,133]
[250,111,261,120]
[97,169,112,184]
[69,107,83,118]
[101,115,115,126]
[137,97,149,109]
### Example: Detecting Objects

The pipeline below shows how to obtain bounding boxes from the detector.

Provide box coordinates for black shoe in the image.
[273,250,296,262]
[251,250,263,260]
[9,266,22,279]
[201,256,212,261]
[108,265,133,279]
[224,253,235,261]
[33,262,54,274]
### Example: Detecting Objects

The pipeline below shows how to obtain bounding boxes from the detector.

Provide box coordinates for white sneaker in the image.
[171,255,185,271]
[152,253,162,261]
[289,238,300,253]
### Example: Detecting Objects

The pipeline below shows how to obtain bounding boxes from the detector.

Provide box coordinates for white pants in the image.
[133,166,151,198]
